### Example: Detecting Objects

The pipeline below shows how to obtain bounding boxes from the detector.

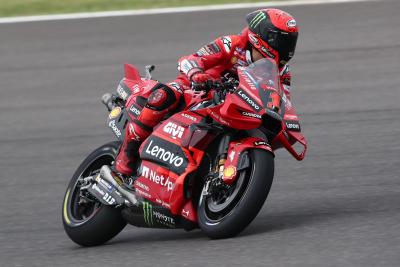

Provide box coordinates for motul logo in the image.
[163,122,184,139]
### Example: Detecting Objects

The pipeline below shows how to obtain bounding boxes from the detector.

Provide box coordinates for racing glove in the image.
[190,72,217,91]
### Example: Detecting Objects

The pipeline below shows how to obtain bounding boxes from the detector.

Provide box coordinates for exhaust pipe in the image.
[99,165,139,206]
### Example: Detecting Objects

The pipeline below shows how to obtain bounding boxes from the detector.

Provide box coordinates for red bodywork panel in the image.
[111,60,307,224]
[124,63,141,80]
[133,111,215,222]
[222,137,273,185]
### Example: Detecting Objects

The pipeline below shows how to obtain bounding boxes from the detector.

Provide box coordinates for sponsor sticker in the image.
[182,209,190,218]
[108,120,122,137]
[141,136,188,174]
[129,104,141,118]
[181,113,197,122]
[132,84,141,94]
[242,111,262,119]
[156,199,171,209]
[141,165,174,192]
[260,46,275,59]
[95,175,114,192]
[249,11,267,28]
[109,107,121,119]
[254,141,268,146]
[285,120,301,132]
[117,83,131,100]
[136,188,152,199]
[241,71,257,90]
[248,33,259,45]
[142,201,175,227]
[222,36,232,53]
[223,166,237,179]
[163,122,185,139]
[236,89,261,111]
[135,180,149,192]
[287,19,297,28]
[91,183,116,205]
[143,202,154,226]
[153,210,175,226]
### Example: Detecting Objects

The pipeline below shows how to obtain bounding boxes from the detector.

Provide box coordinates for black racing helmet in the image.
[246,8,299,65]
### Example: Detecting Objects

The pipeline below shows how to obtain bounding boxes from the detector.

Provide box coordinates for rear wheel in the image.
[62,141,127,246]
[198,149,274,239]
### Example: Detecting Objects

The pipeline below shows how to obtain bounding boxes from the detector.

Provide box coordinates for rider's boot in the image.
[113,82,183,186]
[113,121,151,187]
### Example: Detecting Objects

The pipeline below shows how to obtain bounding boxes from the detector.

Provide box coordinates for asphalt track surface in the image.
[1,1,399,266]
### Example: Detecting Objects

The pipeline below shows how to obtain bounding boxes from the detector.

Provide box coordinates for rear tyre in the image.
[198,149,274,239]
[62,141,127,247]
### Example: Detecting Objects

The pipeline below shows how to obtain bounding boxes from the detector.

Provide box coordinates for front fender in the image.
[222,137,274,185]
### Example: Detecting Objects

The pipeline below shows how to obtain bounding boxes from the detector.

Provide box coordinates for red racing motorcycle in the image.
[62,58,307,246]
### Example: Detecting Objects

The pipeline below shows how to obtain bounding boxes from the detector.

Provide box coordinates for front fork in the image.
[215,134,233,179]
[220,136,274,185]
[204,133,274,195]
[202,134,232,196]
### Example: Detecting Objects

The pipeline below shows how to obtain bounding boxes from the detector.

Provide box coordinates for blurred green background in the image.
[0,0,272,17]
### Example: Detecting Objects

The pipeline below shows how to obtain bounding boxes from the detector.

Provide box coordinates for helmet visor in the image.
[267,31,298,62]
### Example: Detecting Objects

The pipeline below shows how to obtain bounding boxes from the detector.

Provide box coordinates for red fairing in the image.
[124,63,141,80]
[222,137,273,185]
[116,30,294,176]
[111,32,306,224]
[132,111,215,221]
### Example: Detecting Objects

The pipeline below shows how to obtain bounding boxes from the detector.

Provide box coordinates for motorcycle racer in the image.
[114,8,299,179]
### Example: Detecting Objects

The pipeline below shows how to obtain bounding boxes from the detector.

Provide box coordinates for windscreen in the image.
[238,58,283,114]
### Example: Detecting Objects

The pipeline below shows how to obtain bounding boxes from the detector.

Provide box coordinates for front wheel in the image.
[198,149,274,239]
[62,141,127,246]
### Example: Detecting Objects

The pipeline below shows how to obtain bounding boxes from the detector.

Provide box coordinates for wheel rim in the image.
[66,153,115,225]
[203,152,252,222]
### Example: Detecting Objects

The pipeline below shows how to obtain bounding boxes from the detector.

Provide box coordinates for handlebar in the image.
[191,79,238,93]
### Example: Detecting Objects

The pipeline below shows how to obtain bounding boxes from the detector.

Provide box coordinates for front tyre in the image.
[198,149,274,239]
[62,141,127,246]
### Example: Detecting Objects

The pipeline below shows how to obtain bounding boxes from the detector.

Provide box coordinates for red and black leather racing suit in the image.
[114,28,293,175]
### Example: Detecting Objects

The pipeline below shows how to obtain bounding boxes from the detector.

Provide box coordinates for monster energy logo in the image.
[143,202,153,226]
[250,11,266,28]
